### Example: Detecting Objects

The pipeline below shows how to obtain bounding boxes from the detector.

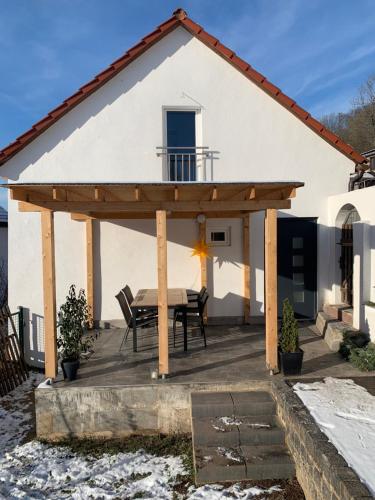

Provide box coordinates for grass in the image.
[40,435,305,499]
[42,433,194,481]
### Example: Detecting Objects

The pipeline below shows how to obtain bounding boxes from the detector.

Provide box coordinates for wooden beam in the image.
[156,210,169,376]
[94,187,105,202]
[86,219,94,327]
[18,199,291,213]
[264,208,278,373]
[243,214,250,323]
[70,211,255,221]
[52,187,66,201]
[41,211,57,378]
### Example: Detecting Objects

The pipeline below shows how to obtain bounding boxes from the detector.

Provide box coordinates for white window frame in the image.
[207,226,231,247]
[162,106,203,181]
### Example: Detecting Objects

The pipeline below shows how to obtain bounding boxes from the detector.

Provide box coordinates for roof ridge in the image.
[0,9,366,166]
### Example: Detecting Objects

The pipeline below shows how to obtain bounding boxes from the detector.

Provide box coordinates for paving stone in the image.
[195,445,246,484]
[191,391,233,405]
[192,417,240,447]
[191,391,234,417]
[242,444,295,480]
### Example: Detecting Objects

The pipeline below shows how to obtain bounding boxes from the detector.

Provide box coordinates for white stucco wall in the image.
[0,26,355,364]
[327,187,375,341]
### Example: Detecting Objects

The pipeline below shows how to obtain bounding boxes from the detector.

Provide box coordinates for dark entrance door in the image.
[277,217,317,319]
[339,224,353,305]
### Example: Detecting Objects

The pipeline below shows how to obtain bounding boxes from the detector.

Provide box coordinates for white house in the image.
[0,8,370,371]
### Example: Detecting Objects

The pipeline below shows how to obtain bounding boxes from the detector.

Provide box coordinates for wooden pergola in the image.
[5,181,303,378]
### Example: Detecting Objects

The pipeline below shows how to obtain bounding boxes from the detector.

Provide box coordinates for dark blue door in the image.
[167,111,196,181]
[277,218,317,319]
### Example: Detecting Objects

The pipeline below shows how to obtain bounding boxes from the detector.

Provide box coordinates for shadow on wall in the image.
[4,30,192,181]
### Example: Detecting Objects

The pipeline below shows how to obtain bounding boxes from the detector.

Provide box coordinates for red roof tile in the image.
[0,7,366,166]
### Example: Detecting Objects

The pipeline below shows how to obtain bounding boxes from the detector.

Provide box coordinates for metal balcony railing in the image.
[156,146,215,181]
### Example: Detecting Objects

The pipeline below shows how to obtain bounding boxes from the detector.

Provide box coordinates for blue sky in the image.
[0,0,374,208]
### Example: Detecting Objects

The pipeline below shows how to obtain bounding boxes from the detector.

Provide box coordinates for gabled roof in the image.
[0,8,366,166]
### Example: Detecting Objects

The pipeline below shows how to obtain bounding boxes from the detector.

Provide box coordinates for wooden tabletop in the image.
[131,288,188,309]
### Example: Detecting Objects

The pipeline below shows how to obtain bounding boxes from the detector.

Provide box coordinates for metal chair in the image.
[187,286,207,304]
[173,291,208,348]
[122,285,157,316]
[115,290,157,352]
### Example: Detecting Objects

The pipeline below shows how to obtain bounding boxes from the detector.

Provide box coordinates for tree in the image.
[321,74,375,153]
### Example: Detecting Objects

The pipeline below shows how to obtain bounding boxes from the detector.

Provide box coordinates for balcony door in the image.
[166,110,196,181]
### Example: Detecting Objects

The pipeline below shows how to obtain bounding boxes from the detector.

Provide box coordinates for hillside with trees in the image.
[321,75,375,153]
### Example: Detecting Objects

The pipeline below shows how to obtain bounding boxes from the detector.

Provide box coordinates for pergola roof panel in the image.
[3,181,304,218]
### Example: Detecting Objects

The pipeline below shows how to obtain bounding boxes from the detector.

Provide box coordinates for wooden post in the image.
[264,208,278,373]
[41,211,57,378]
[156,210,169,376]
[243,214,250,323]
[86,219,94,327]
[199,220,208,322]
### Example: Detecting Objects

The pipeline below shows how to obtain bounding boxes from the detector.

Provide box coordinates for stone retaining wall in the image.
[271,381,372,500]
[35,380,270,440]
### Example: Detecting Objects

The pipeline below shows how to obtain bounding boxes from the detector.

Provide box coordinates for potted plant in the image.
[57,285,91,381]
[278,298,303,375]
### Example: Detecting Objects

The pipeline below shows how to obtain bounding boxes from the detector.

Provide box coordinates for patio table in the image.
[131,288,188,352]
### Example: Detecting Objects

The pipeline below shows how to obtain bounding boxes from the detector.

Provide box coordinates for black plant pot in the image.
[278,348,304,376]
[61,359,80,381]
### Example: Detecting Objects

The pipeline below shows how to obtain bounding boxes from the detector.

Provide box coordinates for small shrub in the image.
[339,331,356,360]
[279,298,299,353]
[57,285,92,361]
[349,343,375,371]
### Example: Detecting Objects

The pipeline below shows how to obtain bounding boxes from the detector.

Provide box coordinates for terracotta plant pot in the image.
[61,359,80,381]
[278,348,304,376]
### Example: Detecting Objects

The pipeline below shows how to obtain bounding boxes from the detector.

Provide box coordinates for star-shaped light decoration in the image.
[191,239,212,258]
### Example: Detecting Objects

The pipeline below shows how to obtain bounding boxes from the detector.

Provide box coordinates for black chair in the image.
[122,285,157,316]
[173,291,209,348]
[187,286,207,304]
[115,290,157,352]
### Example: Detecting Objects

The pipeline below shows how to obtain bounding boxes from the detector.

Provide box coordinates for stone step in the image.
[191,391,295,485]
[323,303,353,325]
[315,311,358,352]
[195,444,295,484]
[191,391,276,418]
[341,308,353,326]
[192,414,285,447]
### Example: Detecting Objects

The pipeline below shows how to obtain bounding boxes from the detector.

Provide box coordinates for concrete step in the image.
[315,311,358,352]
[191,391,295,484]
[195,444,295,484]
[192,414,285,447]
[323,303,353,325]
[191,391,276,418]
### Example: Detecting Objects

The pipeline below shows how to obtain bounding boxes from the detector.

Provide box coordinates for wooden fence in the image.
[0,305,29,396]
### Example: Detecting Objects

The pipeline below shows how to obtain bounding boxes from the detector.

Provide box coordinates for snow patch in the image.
[295,377,375,496]
[187,483,282,499]
[217,447,242,463]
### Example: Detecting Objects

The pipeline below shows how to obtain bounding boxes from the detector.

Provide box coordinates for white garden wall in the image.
[0,26,355,365]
